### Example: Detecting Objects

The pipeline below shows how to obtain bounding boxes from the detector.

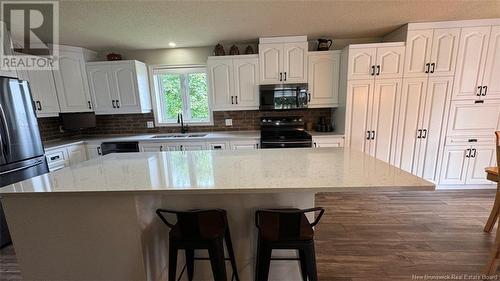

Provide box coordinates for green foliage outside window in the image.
[159,71,209,122]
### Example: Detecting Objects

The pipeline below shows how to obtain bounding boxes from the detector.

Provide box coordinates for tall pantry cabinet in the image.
[341,43,405,164]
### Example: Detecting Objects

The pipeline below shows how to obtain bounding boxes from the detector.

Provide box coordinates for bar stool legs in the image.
[485,183,500,232]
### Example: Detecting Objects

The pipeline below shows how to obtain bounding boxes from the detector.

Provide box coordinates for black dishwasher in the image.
[100,142,140,155]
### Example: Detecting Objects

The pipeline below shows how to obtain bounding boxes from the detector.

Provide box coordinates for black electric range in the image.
[260,116,312,149]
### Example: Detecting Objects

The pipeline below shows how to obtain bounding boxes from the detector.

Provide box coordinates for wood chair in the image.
[484,131,500,233]
[156,209,240,281]
[484,131,500,275]
[254,207,325,281]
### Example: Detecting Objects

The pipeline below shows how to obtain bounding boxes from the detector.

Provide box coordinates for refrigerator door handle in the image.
[0,104,11,157]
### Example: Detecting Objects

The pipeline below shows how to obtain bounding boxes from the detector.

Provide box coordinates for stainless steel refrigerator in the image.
[0,76,49,248]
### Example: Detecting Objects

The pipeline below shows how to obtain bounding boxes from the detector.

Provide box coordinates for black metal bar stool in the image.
[254,207,325,281]
[156,208,240,281]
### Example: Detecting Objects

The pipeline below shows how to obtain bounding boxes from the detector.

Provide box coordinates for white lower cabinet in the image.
[230,139,260,150]
[313,136,344,148]
[447,99,500,136]
[207,141,230,150]
[46,144,87,172]
[440,144,496,185]
[86,143,103,159]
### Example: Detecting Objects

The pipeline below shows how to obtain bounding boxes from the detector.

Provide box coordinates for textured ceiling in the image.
[56,0,500,51]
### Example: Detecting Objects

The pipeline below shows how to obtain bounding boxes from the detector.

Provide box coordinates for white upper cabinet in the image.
[259,36,308,84]
[347,47,377,80]
[307,51,340,107]
[209,55,259,111]
[0,22,17,78]
[282,42,308,83]
[53,47,94,112]
[404,28,459,78]
[482,25,500,100]
[346,43,404,80]
[452,26,491,100]
[26,66,60,117]
[86,60,152,115]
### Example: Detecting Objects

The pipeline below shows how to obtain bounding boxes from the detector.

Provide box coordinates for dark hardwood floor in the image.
[1,190,498,280]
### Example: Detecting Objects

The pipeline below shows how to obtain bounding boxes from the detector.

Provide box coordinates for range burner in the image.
[260,116,312,149]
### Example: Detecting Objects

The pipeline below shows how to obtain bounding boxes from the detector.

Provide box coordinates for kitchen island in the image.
[0,148,434,281]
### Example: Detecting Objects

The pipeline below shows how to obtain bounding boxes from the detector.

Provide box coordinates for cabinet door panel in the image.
[259,43,282,84]
[447,100,500,136]
[180,142,207,151]
[26,67,60,116]
[308,51,339,106]
[283,42,307,83]
[404,29,433,78]
[430,28,460,77]
[376,46,405,79]
[347,48,377,80]
[440,146,468,185]
[370,79,401,163]
[53,50,93,112]
[466,146,496,185]
[233,57,259,108]
[417,77,453,182]
[453,26,491,100]
[208,59,233,110]
[87,66,114,113]
[112,65,140,113]
[230,140,258,150]
[395,78,427,173]
[67,145,87,166]
[346,80,373,153]
[482,25,500,100]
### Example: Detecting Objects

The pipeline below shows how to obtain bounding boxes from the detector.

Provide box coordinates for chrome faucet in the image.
[177,113,188,134]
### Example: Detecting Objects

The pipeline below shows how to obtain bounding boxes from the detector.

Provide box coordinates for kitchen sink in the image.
[150,134,207,139]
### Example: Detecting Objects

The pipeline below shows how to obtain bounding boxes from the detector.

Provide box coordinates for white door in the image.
[233,57,259,109]
[346,80,373,153]
[481,25,500,100]
[452,26,491,100]
[394,78,428,173]
[347,47,377,80]
[67,145,87,165]
[111,63,141,113]
[447,99,500,136]
[282,42,308,83]
[26,67,60,116]
[375,46,405,79]
[87,65,114,114]
[308,51,340,107]
[429,28,460,77]
[466,146,496,185]
[208,59,234,110]
[369,79,401,163]
[404,29,433,78]
[259,43,283,84]
[53,50,93,112]
[180,142,207,151]
[440,146,469,185]
[417,76,453,182]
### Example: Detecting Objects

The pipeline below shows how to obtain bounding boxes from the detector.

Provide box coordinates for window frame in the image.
[149,64,213,127]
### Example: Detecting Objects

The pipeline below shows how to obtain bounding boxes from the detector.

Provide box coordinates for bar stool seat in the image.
[156,208,240,281]
[255,208,325,281]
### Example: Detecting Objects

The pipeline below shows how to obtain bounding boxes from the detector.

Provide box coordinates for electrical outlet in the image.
[146,121,154,128]
[225,119,233,126]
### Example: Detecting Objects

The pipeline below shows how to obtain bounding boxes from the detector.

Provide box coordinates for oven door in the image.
[260,140,312,149]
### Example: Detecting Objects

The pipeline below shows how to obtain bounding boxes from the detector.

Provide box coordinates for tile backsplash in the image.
[38,108,333,141]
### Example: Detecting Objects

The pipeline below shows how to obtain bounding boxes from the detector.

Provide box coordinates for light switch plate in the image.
[225,119,233,126]
[146,121,154,128]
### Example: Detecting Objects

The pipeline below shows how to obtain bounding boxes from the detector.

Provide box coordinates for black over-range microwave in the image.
[259,83,308,110]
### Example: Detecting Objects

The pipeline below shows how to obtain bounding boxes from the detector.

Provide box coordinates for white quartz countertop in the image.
[0,148,434,195]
